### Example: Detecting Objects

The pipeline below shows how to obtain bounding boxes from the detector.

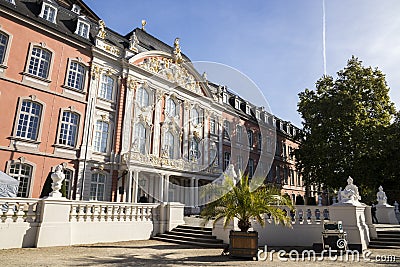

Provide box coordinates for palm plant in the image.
[201,175,293,232]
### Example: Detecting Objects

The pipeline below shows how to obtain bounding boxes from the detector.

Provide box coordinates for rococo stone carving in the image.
[137,56,202,95]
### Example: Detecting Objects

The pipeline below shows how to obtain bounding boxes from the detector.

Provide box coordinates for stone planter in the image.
[229,230,258,260]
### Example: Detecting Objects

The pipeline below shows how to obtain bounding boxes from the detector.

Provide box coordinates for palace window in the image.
[236,125,242,143]
[276,165,281,183]
[189,139,200,161]
[234,99,240,109]
[98,74,114,101]
[8,162,33,197]
[245,105,251,115]
[257,132,262,150]
[59,111,79,147]
[248,158,254,178]
[134,123,147,154]
[256,110,260,120]
[28,47,52,79]
[16,100,42,140]
[247,130,253,147]
[290,169,295,186]
[136,86,149,107]
[40,3,57,23]
[222,93,228,103]
[66,61,85,91]
[191,108,200,125]
[63,169,72,199]
[75,20,90,39]
[210,144,218,166]
[223,120,230,140]
[223,152,231,170]
[210,118,216,135]
[165,98,176,117]
[236,155,243,172]
[93,120,109,153]
[164,132,175,159]
[90,173,106,201]
[0,32,9,64]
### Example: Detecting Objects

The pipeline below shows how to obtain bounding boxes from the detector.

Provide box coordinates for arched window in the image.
[137,87,149,107]
[67,61,86,91]
[16,100,42,140]
[63,169,72,199]
[165,98,176,117]
[134,123,147,154]
[59,111,79,146]
[189,139,199,161]
[0,31,9,64]
[98,74,114,100]
[8,162,33,197]
[90,173,106,201]
[247,130,253,147]
[28,46,52,79]
[164,132,175,159]
[93,120,109,153]
[191,108,199,125]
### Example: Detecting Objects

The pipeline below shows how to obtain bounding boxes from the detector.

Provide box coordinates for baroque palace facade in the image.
[0,0,307,209]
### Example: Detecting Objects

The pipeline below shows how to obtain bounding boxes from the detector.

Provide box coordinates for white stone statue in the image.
[377,185,388,206]
[129,32,139,51]
[49,164,65,198]
[336,176,362,205]
[225,163,238,184]
[394,201,399,213]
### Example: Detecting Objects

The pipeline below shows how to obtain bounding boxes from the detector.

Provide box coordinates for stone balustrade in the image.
[0,197,40,223]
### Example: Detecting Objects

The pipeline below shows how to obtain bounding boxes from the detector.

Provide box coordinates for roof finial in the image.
[141,20,147,31]
[173,37,183,64]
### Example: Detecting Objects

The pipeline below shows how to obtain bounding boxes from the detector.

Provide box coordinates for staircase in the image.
[369,225,400,249]
[152,225,227,249]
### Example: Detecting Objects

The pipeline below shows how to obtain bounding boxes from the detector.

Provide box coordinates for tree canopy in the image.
[296,57,397,201]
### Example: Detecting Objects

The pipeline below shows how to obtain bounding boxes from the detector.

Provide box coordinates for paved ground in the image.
[1,240,399,267]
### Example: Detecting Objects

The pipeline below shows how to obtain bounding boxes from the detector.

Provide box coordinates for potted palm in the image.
[201,174,293,259]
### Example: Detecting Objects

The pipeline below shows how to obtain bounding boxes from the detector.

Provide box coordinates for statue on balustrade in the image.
[376,185,389,206]
[336,176,362,206]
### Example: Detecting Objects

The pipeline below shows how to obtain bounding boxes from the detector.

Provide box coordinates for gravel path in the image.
[0,240,399,267]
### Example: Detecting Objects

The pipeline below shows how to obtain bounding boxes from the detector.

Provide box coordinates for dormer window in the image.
[40,2,58,23]
[5,0,15,5]
[75,20,90,39]
[72,4,81,14]
[256,110,260,120]
[245,105,251,115]
[222,93,228,103]
[234,99,240,109]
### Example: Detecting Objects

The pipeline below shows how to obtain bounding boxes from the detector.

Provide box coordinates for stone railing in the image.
[271,205,330,225]
[69,202,158,222]
[0,197,40,223]
[0,197,184,249]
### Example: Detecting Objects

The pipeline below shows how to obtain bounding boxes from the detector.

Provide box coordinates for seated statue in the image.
[377,185,388,206]
[339,176,361,204]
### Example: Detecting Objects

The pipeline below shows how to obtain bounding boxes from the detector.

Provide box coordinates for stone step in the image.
[173,226,213,235]
[170,229,217,239]
[176,225,213,232]
[152,236,227,249]
[158,233,223,244]
[369,240,400,246]
[368,244,400,249]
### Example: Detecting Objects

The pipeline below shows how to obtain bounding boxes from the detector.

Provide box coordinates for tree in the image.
[296,57,396,199]
[201,175,292,232]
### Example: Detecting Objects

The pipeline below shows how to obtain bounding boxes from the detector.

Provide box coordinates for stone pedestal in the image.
[376,205,398,224]
[35,199,72,247]
[329,205,370,251]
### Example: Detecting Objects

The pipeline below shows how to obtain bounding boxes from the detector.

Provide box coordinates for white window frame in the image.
[189,138,200,161]
[66,60,86,91]
[236,125,242,143]
[210,118,216,135]
[191,108,200,125]
[134,123,147,154]
[15,99,43,141]
[27,46,52,80]
[223,152,230,170]
[93,120,109,153]
[90,172,106,201]
[6,158,36,198]
[58,110,80,147]
[0,30,11,66]
[223,120,230,139]
[39,2,58,23]
[165,98,177,117]
[75,19,90,39]
[247,130,253,147]
[98,74,115,101]
[63,168,73,199]
[136,86,149,107]
[164,131,175,159]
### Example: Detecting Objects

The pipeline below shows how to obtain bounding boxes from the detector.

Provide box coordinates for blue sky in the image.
[85,0,400,127]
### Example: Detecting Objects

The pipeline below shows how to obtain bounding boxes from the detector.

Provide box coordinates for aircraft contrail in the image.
[322,0,327,76]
